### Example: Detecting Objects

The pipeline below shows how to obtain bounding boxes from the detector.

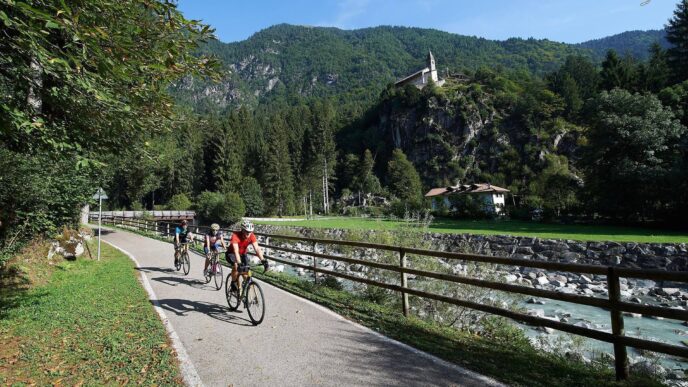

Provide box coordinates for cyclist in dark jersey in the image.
[227,219,268,292]
[203,223,226,276]
[174,220,191,266]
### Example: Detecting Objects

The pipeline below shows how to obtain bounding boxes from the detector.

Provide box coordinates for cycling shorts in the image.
[204,241,222,254]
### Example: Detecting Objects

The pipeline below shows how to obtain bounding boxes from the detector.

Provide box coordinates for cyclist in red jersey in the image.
[226,219,268,292]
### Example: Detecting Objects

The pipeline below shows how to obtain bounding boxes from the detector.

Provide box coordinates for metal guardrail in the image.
[99,216,688,381]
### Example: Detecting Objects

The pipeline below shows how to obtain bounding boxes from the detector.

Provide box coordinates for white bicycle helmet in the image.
[240,219,254,233]
[210,223,220,231]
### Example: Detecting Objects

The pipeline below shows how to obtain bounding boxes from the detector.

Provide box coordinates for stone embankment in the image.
[256,225,688,309]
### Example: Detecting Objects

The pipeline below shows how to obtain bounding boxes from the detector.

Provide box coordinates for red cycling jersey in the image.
[231,231,257,255]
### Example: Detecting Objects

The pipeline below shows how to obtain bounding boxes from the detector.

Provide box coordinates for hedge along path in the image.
[97,226,504,387]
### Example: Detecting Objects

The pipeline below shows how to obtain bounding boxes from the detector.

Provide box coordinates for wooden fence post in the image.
[607,266,629,380]
[312,241,318,284]
[400,249,409,317]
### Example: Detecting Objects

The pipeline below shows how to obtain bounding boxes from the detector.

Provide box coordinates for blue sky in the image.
[176,0,678,44]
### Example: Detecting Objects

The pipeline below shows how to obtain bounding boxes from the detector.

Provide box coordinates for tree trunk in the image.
[27,57,42,114]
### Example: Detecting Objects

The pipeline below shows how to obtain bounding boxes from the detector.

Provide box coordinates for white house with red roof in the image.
[425,183,509,214]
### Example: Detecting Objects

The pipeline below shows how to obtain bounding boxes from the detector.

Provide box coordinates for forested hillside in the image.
[577,29,669,60]
[161,20,686,226]
[2,0,688,262]
[172,24,668,113]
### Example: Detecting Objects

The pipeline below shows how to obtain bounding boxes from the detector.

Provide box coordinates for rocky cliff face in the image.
[368,82,583,190]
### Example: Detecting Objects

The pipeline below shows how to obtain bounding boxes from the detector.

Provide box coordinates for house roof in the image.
[425,183,510,197]
[394,67,430,85]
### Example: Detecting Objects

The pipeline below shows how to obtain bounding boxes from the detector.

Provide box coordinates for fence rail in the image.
[95,215,688,381]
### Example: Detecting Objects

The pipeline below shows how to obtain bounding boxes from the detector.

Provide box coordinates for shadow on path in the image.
[151,275,213,290]
[137,266,177,274]
[155,298,254,326]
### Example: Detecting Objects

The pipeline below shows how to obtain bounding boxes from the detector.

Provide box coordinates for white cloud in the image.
[318,0,371,28]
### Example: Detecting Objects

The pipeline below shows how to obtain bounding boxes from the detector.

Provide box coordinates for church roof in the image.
[394,67,430,85]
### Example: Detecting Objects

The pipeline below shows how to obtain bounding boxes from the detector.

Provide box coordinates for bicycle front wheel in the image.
[174,251,182,271]
[225,274,240,311]
[182,252,190,275]
[246,281,265,325]
[203,258,212,284]
[214,262,223,290]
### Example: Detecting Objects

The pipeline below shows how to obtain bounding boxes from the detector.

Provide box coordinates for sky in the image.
[176,0,679,44]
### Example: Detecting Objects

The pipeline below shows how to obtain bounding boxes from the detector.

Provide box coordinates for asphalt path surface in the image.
[99,227,504,387]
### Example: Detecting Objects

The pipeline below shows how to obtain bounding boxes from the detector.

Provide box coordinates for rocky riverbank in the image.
[256,225,688,309]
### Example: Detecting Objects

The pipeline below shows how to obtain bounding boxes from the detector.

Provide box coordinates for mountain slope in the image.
[172,24,668,112]
[577,29,668,60]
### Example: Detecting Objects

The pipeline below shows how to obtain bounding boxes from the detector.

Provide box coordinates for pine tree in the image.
[600,50,634,91]
[558,74,583,119]
[357,149,381,196]
[644,43,670,92]
[213,119,242,193]
[302,100,337,214]
[387,149,423,204]
[666,0,688,82]
[262,116,295,216]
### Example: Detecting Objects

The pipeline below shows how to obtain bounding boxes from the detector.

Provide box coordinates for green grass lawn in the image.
[0,240,181,385]
[255,217,688,243]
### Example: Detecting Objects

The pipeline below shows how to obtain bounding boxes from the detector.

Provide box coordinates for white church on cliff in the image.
[395,50,445,89]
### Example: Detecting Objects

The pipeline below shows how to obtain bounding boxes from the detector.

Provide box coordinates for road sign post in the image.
[92,188,108,261]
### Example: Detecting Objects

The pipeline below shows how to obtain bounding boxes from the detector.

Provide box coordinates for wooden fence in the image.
[96,215,688,381]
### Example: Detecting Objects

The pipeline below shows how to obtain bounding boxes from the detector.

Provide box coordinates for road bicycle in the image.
[225,264,266,325]
[204,250,224,290]
[174,241,191,275]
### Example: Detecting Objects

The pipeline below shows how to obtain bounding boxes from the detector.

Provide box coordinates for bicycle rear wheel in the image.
[213,261,223,290]
[225,274,240,311]
[182,251,190,275]
[245,281,265,325]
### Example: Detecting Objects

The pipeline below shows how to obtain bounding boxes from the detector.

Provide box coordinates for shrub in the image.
[218,192,245,225]
[320,275,343,290]
[167,193,192,210]
[448,195,492,219]
[0,149,92,246]
[387,199,424,218]
[195,191,224,224]
[196,191,245,225]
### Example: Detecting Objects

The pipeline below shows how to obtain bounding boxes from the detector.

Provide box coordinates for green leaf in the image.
[45,20,59,29]
[0,10,11,26]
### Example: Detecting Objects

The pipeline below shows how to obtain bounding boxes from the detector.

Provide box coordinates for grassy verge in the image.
[0,238,181,385]
[255,217,688,243]
[253,270,661,387]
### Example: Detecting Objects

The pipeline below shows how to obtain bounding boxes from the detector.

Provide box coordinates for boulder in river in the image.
[630,360,667,380]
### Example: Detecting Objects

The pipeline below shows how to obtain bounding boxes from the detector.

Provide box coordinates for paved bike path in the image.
[100,228,504,387]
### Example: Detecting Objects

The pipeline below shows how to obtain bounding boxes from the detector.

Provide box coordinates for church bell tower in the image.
[427,50,438,83]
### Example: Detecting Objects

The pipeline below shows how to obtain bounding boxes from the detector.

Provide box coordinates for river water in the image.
[274,263,687,369]
[520,299,688,370]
